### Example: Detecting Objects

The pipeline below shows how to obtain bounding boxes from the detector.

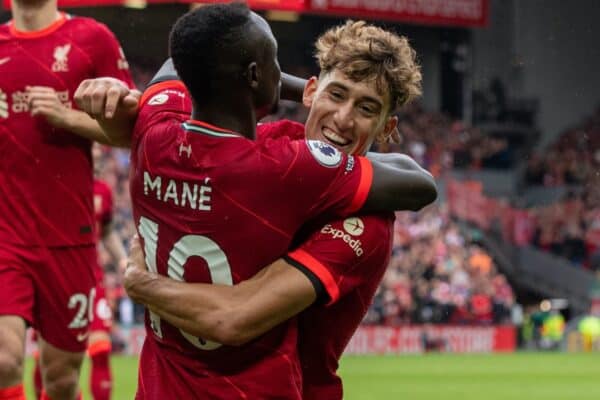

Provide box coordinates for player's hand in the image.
[124,234,148,296]
[127,234,148,271]
[27,86,68,127]
[74,77,140,119]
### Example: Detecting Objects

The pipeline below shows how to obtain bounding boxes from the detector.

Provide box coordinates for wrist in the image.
[124,267,153,298]
[52,106,74,130]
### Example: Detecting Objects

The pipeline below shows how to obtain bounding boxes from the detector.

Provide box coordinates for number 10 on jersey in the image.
[138,216,234,350]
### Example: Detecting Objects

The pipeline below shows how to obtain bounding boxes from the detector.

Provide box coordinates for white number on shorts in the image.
[138,216,233,350]
[67,288,95,329]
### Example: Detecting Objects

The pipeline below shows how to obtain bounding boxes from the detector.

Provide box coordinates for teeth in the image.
[322,128,350,146]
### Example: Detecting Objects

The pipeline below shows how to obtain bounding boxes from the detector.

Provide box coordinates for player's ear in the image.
[376,115,399,143]
[246,62,259,90]
[302,76,319,108]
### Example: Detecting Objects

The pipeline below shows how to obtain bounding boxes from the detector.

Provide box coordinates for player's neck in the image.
[191,104,256,140]
[12,1,60,32]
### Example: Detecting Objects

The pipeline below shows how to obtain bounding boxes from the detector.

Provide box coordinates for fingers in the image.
[104,86,125,118]
[74,79,93,111]
[128,234,146,271]
[27,87,60,107]
[29,97,62,119]
[90,85,108,117]
[121,89,142,111]
[74,78,133,119]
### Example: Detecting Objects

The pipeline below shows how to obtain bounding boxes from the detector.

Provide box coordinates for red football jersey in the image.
[0,13,133,246]
[288,214,394,399]
[130,81,374,399]
[259,120,395,398]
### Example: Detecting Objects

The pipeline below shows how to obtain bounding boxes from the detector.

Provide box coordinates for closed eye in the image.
[329,90,344,101]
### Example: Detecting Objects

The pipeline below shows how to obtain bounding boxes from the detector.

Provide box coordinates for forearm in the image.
[367,152,433,176]
[102,230,127,267]
[126,270,233,342]
[280,72,306,103]
[58,108,119,146]
[125,260,316,345]
[94,114,134,148]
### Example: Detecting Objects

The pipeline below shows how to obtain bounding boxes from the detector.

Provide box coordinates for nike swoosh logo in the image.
[76,332,89,342]
[0,57,10,66]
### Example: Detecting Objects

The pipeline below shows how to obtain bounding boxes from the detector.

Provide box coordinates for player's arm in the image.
[363,153,437,213]
[148,57,306,103]
[125,241,319,346]
[101,222,128,273]
[280,72,307,103]
[26,86,130,147]
[73,79,140,148]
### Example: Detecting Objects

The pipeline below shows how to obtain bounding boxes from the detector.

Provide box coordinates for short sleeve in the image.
[90,22,135,88]
[132,80,191,144]
[260,138,374,221]
[285,215,393,305]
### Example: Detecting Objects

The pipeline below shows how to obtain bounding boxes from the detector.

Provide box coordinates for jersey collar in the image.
[183,120,243,139]
[9,12,69,39]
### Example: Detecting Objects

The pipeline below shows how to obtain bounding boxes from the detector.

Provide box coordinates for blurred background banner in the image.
[305,0,488,27]
[3,0,489,27]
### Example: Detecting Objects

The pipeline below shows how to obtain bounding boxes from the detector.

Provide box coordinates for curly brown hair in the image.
[315,20,422,113]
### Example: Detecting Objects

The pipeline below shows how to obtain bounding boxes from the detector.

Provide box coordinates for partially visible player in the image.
[75,4,435,398]
[33,145,128,400]
[86,145,128,400]
[0,1,133,399]
[124,20,425,399]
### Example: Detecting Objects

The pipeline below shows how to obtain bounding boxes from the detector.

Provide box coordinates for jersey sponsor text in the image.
[321,222,364,257]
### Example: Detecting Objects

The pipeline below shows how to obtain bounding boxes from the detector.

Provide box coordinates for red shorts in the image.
[90,266,112,333]
[0,243,96,352]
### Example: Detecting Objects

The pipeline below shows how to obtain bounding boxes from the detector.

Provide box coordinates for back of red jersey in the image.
[129,82,374,397]
[0,14,133,246]
[289,213,395,399]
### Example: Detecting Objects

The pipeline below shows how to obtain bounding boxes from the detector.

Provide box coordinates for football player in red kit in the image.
[75,4,433,399]
[0,1,133,399]
[124,20,425,400]
[33,145,128,400]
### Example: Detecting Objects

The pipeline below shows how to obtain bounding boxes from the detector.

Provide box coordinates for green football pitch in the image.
[24,353,600,399]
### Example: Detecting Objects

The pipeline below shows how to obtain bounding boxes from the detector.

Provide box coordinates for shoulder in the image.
[0,22,10,38]
[63,16,117,42]
[257,119,305,142]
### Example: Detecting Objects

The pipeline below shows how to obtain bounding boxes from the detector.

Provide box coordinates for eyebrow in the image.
[326,82,383,110]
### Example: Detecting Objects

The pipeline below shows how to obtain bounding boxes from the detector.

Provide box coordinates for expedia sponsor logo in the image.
[343,217,364,236]
[321,217,365,257]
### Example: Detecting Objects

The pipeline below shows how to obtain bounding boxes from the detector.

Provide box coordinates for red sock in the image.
[33,351,43,399]
[89,340,112,400]
[0,384,26,400]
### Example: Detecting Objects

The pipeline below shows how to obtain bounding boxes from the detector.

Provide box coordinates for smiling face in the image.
[302,69,398,155]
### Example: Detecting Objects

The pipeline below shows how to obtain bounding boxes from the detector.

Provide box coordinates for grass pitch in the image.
[25,353,600,399]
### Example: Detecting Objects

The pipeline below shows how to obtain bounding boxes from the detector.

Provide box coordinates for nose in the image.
[333,101,354,132]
